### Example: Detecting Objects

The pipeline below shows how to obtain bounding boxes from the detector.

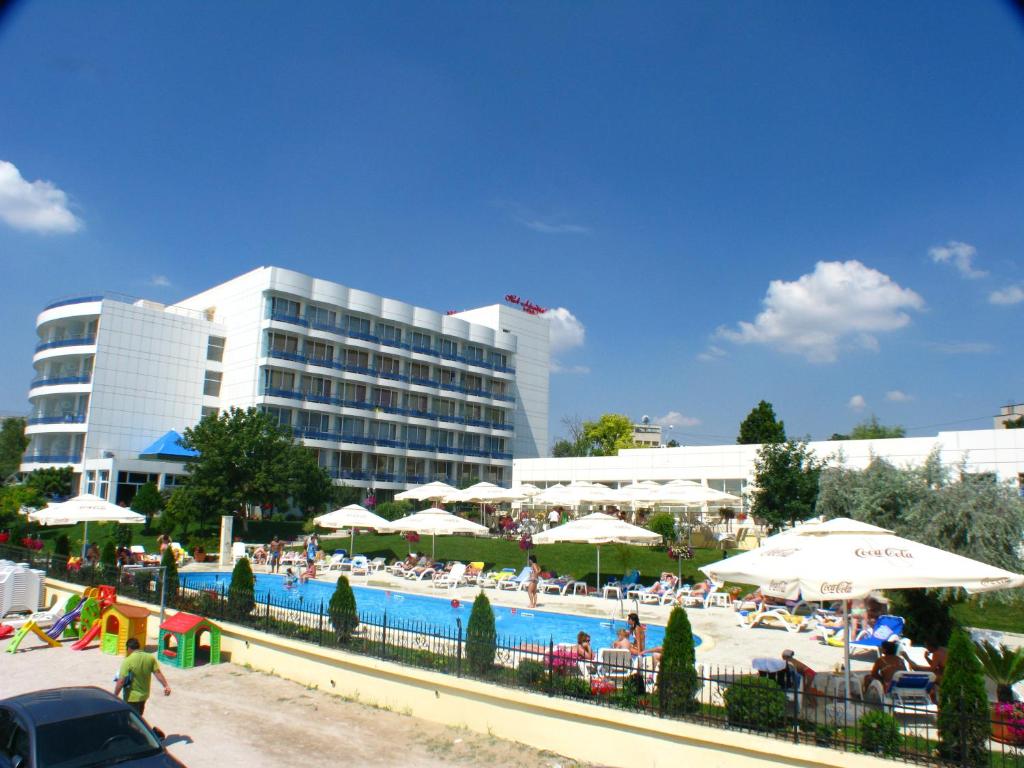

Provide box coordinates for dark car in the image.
[0,687,185,768]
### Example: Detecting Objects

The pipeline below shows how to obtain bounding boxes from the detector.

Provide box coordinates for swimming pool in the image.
[180,572,701,649]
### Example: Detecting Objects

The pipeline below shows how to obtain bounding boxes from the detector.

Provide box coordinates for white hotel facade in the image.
[23,267,550,504]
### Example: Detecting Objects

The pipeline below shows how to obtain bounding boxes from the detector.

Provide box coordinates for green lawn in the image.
[952,597,1024,635]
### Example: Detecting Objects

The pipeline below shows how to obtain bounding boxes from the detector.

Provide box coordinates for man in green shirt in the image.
[113,637,172,718]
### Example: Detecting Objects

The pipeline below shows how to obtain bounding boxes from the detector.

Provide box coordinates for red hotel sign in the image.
[504,294,547,315]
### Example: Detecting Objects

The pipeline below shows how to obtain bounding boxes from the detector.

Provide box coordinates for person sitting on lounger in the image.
[252,545,267,565]
[678,579,712,605]
[862,639,908,695]
[900,640,946,701]
[576,631,594,662]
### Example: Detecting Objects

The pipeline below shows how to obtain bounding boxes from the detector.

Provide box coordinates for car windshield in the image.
[36,709,162,768]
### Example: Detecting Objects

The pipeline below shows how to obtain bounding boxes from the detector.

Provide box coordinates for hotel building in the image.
[23,267,550,503]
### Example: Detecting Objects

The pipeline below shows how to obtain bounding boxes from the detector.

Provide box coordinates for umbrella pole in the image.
[350,528,355,556]
[844,599,852,701]
[596,545,601,592]
[432,533,436,560]
[82,520,89,560]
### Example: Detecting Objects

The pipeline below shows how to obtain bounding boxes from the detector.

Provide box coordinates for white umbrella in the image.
[514,483,543,498]
[387,507,489,558]
[29,493,145,558]
[394,481,458,502]
[536,481,623,507]
[614,481,665,505]
[700,517,1024,696]
[313,504,394,555]
[532,511,661,589]
[445,482,525,524]
[654,481,741,506]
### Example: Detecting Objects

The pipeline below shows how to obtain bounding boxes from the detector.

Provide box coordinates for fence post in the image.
[456,617,463,677]
[318,600,324,646]
[264,591,271,630]
[382,610,388,660]
[547,637,555,695]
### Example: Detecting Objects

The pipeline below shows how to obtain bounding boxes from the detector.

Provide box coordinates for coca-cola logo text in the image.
[763,548,798,558]
[820,581,854,594]
[767,580,789,593]
[854,547,913,560]
[981,577,1011,587]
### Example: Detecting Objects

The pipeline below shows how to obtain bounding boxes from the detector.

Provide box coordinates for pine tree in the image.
[657,606,700,715]
[466,592,497,675]
[328,575,359,641]
[937,628,990,765]
[228,556,256,619]
[160,545,179,598]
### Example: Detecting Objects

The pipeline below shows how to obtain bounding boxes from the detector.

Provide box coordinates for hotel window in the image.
[434,398,457,417]
[201,406,219,419]
[491,351,508,368]
[266,369,296,391]
[341,452,363,472]
[464,345,484,362]
[439,368,458,386]
[341,417,364,437]
[433,460,451,481]
[85,469,110,500]
[345,314,371,336]
[262,406,292,427]
[268,332,299,355]
[299,411,332,432]
[464,403,483,421]
[406,393,428,413]
[406,458,425,478]
[377,356,401,376]
[435,430,456,448]
[343,383,366,403]
[374,388,398,408]
[440,338,457,357]
[411,330,433,350]
[203,370,222,397]
[306,340,333,363]
[343,348,369,370]
[410,362,432,382]
[491,381,506,398]
[307,304,337,328]
[486,407,503,424]
[206,336,225,362]
[371,421,399,441]
[378,323,401,344]
[461,433,481,451]
[464,374,483,392]
[301,376,331,398]
[270,296,301,318]
[373,455,397,475]
[406,426,428,444]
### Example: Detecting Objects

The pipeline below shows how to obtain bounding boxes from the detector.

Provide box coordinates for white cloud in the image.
[989,285,1024,306]
[717,260,924,363]
[696,345,727,363]
[848,394,867,411]
[0,160,81,234]
[544,307,585,355]
[652,410,701,428]
[929,241,987,279]
[927,341,995,355]
[149,275,171,288]
[549,362,591,374]
[885,390,912,402]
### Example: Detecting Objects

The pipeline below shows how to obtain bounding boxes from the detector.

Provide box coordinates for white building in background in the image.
[514,429,1024,502]
[23,267,550,503]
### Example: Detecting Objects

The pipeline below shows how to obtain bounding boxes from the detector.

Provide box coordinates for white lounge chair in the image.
[366,557,386,572]
[595,648,633,683]
[349,556,370,576]
[432,562,467,589]
[498,566,532,591]
[738,606,810,633]
[231,542,249,564]
[326,554,348,571]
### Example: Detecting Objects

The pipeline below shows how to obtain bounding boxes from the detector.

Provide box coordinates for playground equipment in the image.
[70,585,117,651]
[100,604,148,656]
[5,621,60,653]
[158,613,222,668]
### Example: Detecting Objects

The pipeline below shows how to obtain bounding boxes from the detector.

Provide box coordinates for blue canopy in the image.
[139,430,199,460]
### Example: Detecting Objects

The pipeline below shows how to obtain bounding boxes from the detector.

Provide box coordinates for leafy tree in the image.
[466,591,497,675]
[113,523,134,548]
[737,401,786,445]
[54,533,70,558]
[551,439,580,458]
[25,467,73,497]
[665,439,680,448]
[0,417,28,482]
[160,545,179,598]
[579,413,635,456]
[0,484,46,528]
[100,541,117,568]
[228,556,256,618]
[175,407,333,534]
[131,482,163,519]
[1003,415,1024,429]
[375,500,412,522]
[831,415,906,441]
[330,484,363,509]
[937,629,989,766]
[888,589,956,648]
[973,641,1024,703]
[328,575,359,641]
[657,607,699,715]
[646,513,676,546]
[751,440,823,532]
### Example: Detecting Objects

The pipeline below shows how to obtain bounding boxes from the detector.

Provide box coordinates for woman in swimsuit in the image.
[526,554,541,608]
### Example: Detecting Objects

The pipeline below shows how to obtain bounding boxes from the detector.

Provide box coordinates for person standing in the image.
[268,536,283,573]
[305,534,318,565]
[526,554,541,608]
[113,637,171,720]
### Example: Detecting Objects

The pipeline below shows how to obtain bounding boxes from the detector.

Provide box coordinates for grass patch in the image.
[952,595,1024,635]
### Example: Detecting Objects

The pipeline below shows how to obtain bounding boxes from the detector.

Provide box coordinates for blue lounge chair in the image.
[498,566,533,591]
[602,569,640,599]
[849,615,905,658]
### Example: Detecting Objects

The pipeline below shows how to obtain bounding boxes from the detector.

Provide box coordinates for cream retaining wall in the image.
[43,579,890,768]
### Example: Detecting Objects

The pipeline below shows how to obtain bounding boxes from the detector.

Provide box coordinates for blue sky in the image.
[1,2,1022,446]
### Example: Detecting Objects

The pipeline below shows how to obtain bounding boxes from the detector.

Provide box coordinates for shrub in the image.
[552,675,592,699]
[113,523,133,548]
[228,557,256,619]
[888,589,955,647]
[160,545,178,597]
[99,541,116,567]
[646,513,676,546]
[466,591,497,675]
[657,606,700,715]
[938,628,990,766]
[723,676,787,731]
[328,575,359,641]
[375,500,412,522]
[516,659,547,688]
[859,710,902,757]
[54,534,70,558]
[973,641,1024,703]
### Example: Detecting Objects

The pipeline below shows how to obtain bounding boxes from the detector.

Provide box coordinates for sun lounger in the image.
[738,606,810,633]
[602,570,640,600]
[432,562,468,589]
[367,557,386,572]
[849,615,904,658]
[864,671,937,715]
[349,555,370,576]
[325,554,348,571]
[594,648,633,683]
[231,542,249,564]
[682,585,726,608]
[477,568,516,588]
[539,576,577,595]
[498,566,533,591]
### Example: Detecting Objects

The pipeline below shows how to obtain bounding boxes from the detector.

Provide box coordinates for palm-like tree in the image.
[974,641,1024,703]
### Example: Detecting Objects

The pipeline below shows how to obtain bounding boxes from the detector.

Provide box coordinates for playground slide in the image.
[71,621,102,651]
[45,602,84,640]
[5,621,60,653]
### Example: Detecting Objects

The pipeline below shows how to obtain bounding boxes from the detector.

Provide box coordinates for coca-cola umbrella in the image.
[699,517,1024,697]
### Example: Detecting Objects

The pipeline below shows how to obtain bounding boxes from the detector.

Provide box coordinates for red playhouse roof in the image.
[160,612,208,633]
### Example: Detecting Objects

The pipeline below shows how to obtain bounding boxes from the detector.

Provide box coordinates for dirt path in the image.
[1,637,590,768]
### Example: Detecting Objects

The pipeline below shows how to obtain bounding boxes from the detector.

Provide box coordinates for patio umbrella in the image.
[532,511,661,589]
[535,481,623,507]
[29,493,145,558]
[699,516,1024,696]
[394,481,458,502]
[313,504,394,555]
[445,482,526,524]
[386,507,489,558]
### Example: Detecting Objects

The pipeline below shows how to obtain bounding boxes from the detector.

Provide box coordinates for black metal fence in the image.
[4,544,1023,767]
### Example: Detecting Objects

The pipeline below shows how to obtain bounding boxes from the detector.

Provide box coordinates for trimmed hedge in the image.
[723,675,787,731]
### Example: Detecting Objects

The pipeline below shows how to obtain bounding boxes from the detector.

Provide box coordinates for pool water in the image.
[181,572,701,649]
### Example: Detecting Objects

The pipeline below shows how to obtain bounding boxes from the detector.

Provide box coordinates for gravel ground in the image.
[2,636,590,768]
